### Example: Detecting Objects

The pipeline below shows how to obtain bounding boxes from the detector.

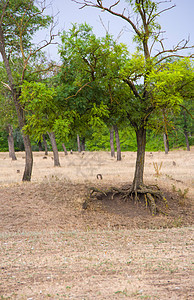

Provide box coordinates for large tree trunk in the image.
[7,124,17,160]
[48,132,60,166]
[77,134,81,153]
[132,126,146,190]
[62,143,68,155]
[163,133,169,154]
[42,134,48,155]
[114,125,121,161]
[109,127,115,157]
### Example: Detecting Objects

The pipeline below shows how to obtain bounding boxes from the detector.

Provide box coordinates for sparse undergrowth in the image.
[153,161,163,176]
[172,184,189,206]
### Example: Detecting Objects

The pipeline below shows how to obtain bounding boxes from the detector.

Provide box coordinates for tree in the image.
[6,124,17,160]
[0,0,56,180]
[72,0,193,209]
[19,80,70,166]
[109,127,115,157]
[48,132,61,166]
[59,23,128,163]
[113,125,121,161]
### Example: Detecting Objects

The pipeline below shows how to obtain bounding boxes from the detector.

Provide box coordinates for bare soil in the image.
[0,149,193,299]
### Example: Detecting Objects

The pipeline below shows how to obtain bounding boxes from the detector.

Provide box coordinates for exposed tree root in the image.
[82,184,168,216]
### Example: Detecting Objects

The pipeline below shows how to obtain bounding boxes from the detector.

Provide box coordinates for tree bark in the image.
[109,127,115,157]
[62,143,68,155]
[183,111,190,151]
[42,134,48,155]
[184,132,190,151]
[22,134,33,181]
[163,133,169,154]
[77,134,81,153]
[7,124,17,160]
[114,125,121,161]
[48,132,60,166]
[13,93,33,181]
[132,126,146,190]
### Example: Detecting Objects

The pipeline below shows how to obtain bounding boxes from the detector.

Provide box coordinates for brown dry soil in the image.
[0,150,193,299]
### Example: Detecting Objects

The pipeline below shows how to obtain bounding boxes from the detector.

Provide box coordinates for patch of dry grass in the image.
[0,227,193,299]
[0,149,193,299]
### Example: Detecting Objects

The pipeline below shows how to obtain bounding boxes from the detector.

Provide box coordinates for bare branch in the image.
[28,63,61,77]
[115,27,125,43]
[147,3,156,24]
[21,18,58,81]
[150,31,162,54]
[179,104,194,119]
[123,78,141,99]
[1,81,11,90]
[153,36,194,64]
[65,81,92,101]
[149,4,176,23]
[72,0,141,37]
[98,15,109,35]
[0,0,9,25]
[110,0,120,11]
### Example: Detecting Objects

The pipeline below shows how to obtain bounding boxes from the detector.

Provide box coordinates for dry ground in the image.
[0,149,193,299]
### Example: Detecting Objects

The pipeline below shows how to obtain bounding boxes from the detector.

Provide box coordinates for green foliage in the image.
[0,131,8,151]
[148,59,194,111]
[0,63,18,129]
[86,125,111,151]
[59,23,129,131]
[0,0,52,56]
[89,102,109,128]
[19,81,56,138]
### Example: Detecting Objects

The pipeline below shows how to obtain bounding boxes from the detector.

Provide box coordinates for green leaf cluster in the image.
[0,0,52,56]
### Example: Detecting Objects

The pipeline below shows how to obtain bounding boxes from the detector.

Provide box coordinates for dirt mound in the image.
[0,180,193,233]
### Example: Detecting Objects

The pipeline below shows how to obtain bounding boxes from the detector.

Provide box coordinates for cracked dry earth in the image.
[0,149,193,299]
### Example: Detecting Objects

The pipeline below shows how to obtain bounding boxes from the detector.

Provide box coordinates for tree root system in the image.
[82,184,168,216]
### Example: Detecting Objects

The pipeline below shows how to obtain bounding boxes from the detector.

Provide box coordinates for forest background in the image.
[0,0,193,182]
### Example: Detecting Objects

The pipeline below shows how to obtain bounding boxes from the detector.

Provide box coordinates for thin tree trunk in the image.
[62,143,68,155]
[183,111,190,151]
[0,25,33,181]
[38,140,42,151]
[163,133,168,154]
[77,134,81,153]
[42,134,48,155]
[48,132,60,166]
[114,125,121,161]
[7,124,17,160]
[81,137,85,151]
[14,94,33,181]
[184,132,190,151]
[132,126,146,190]
[22,134,33,181]
[109,127,115,157]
